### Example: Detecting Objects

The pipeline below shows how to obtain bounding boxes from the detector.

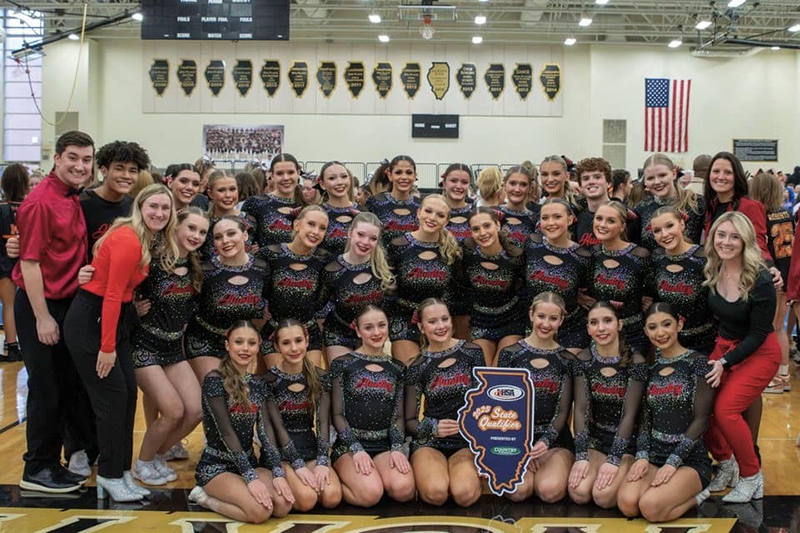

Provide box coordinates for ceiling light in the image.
[789,23,800,33]
[378,34,389,43]
[771,46,781,50]
[564,37,577,46]
[727,0,746,7]
[595,0,609,4]
[368,13,381,24]
[695,20,712,30]
[131,12,143,21]
[472,35,483,44]
[578,15,593,27]
[668,38,682,48]
[68,33,79,40]
[475,15,486,25]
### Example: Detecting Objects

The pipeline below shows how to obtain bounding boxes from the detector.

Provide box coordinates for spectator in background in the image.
[475,166,504,207]
[626,180,650,209]
[28,169,45,190]
[151,172,164,185]
[0,163,29,362]
[610,169,632,202]
[301,176,321,205]
[129,170,154,199]
[235,172,259,209]
[787,166,800,187]
[687,154,711,196]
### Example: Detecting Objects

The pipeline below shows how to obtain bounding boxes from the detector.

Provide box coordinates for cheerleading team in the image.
[498,166,539,248]
[203,170,258,258]
[366,155,420,245]
[317,161,360,257]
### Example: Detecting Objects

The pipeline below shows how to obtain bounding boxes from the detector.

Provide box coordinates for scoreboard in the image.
[141,0,290,41]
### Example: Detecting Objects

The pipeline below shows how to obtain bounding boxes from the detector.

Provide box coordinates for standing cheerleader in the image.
[0,164,28,362]
[265,318,342,510]
[318,161,360,257]
[330,305,415,507]
[203,170,258,258]
[241,154,304,248]
[320,212,394,362]
[441,163,474,340]
[539,155,575,204]
[568,302,647,509]
[260,206,330,368]
[618,303,713,523]
[387,194,461,365]
[462,207,525,365]
[184,216,269,383]
[650,206,716,354]
[525,198,592,351]
[365,155,420,245]
[635,154,705,251]
[703,212,780,502]
[587,202,653,354]
[498,166,540,248]
[64,184,179,502]
[405,298,483,507]
[191,321,294,523]
[165,163,202,213]
[497,292,576,503]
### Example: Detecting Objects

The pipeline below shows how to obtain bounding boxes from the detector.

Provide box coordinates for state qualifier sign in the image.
[458,367,534,496]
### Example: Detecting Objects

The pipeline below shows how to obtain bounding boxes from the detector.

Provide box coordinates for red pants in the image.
[704,333,780,477]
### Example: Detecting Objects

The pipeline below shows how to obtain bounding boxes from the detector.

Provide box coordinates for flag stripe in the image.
[644,78,691,153]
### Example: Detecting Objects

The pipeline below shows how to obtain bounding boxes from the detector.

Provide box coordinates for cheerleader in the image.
[617,303,713,523]
[365,155,420,245]
[441,163,474,340]
[184,216,269,383]
[635,154,705,251]
[462,207,525,365]
[265,318,342,510]
[703,212,780,503]
[241,153,304,248]
[386,194,461,365]
[539,155,574,203]
[587,201,653,354]
[525,198,592,351]
[259,206,330,368]
[498,166,540,248]
[190,321,294,523]
[0,163,28,362]
[165,163,202,213]
[650,206,716,354]
[568,302,647,509]
[320,212,394,362]
[405,298,483,507]
[330,305,415,507]
[318,161,360,257]
[497,292,575,503]
[202,170,258,259]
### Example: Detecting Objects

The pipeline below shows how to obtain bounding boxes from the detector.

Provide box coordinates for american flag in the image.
[645,78,691,153]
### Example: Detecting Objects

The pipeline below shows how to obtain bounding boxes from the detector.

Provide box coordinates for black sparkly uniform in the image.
[573,345,648,465]
[524,234,592,349]
[264,367,331,467]
[131,256,199,369]
[460,238,525,341]
[366,192,419,246]
[195,371,286,486]
[498,340,575,451]
[185,255,269,359]
[446,205,474,317]
[321,203,360,256]
[636,350,714,488]
[498,205,540,248]
[652,246,716,354]
[386,233,457,343]
[241,193,299,247]
[200,212,258,260]
[330,352,406,462]
[259,244,331,353]
[0,200,21,278]
[404,340,484,456]
[589,244,653,354]
[319,256,388,349]
[633,197,706,251]
[765,208,794,284]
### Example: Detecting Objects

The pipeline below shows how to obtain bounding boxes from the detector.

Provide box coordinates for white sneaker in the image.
[132,460,168,486]
[154,455,178,482]
[68,450,92,478]
[163,442,189,461]
[188,485,208,505]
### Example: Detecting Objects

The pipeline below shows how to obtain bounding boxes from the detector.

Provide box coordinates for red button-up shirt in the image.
[12,171,88,300]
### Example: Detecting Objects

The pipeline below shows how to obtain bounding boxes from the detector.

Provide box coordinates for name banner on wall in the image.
[143,42,563,117]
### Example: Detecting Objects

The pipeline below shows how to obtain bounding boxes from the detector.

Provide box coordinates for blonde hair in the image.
[420,194,461,265]
[540,155,577,207]
[206,169,238,216]
[597,200,630,242]
[345,212,396,290]
[642,153,699,214]
[530,291,567,316]
[291,204,329,241]
[477,166,503,204]
[176,206,210,292]
[93,183,179,272]
[703,212,766,301]
[417,297,450,352]
[130,170,154,199]
[748,172,784,213]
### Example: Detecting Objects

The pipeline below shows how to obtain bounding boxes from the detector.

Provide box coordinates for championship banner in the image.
[458,367,535,496]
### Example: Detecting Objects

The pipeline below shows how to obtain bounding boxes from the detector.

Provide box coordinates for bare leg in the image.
[188,356,221,384]
[495,335,523,367]
[0,278,17,344]
[391,340,420,366]
[592,454,634,509]
[638,467,703,523]
[452,316,471,341]
[202,472,273,524]
[568,449,604,505]
[333,453,385,507]
[135,366,184,461]
[473,339,497,367]
[617,463,658,517]
[158,362,202,453]
[533,448,573,503]
[325,345,352,365]
[411,447,450,505]
[307,349,323,368]
[448,448,482,507]
[373,451,416,502]
[281,461,320,512]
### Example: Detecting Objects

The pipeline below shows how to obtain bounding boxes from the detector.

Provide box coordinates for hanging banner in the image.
[204,60,226,97]
[232,60,253,97]
[458,367,535,497]
[149,59,169,96]
[178,59,197,96]
[427,62,450,100]
[316,61,337,98]
[344,61,365,98]
[401,62,422,99]
[512,63,533,100]
[539,63,561,101]
[372,62,393,99]
[456,63,477,99]
[485,63,505,100]
[288,61,309,97]
[260,60,281,97]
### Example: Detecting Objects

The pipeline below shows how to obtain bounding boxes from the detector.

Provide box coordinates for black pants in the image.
[64,290,137,479]
[15,290,88,474]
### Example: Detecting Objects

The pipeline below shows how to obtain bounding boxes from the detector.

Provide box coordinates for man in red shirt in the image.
[14,131,94,493]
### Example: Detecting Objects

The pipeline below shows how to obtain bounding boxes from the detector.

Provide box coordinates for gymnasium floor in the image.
[0,359,796,532]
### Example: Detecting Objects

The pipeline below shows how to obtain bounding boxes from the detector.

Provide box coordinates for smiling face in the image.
[712,220,743,260]
[293,210,329,249]
[169,170,201,208]
[443,170,471,204]
[645,311,682,351]
[347,220,380,259]
[321,164,352,202]
[226,326,261,371]
[643,164,677,200]
[141,193,173,234]
[356,309,389,350]
[587,306,622,347]
[419,303,452,345]
[54,145,95,188]
[276,325,308,368]
[176,213,210,253]
[417,197,449,236]
[650,212,685,253]
[213,218,248,258]
[273,161,299,198]
[504,172,531,208]
[539,202,573,242]
[709,159,735,199]
[209,177,239,212]
[469,212,500,250]
[390,160,417,194]
[580,169,609,201]
[593,204,625,243]
[539,161,567,197]
[101,160,140,196]
[530,301,564,341]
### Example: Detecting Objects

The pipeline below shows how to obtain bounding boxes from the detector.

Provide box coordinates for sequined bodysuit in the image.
[499,205,540,248]
[321,203,360,256]
[366,192,420,246]
[241,193,299,247]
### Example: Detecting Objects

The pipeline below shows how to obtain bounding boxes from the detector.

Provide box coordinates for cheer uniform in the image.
[405,340,483,456]
[241,193,299,247]
[184,254,269,359]
[0,200,21,279]
[446,205,474,318]
[635,349,713,488]
[652,246,716,354]
[497,340,575,451]
[633,197,706,251]
[573,345,648,465]
[366,192,419,246]
[329,352,406,462]
[524,234,592,349]
[320,203,360,257]
[498,205,540,248]
[132,256,199,368]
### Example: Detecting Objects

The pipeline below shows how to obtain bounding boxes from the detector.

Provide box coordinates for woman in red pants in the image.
[703,211,780,503]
